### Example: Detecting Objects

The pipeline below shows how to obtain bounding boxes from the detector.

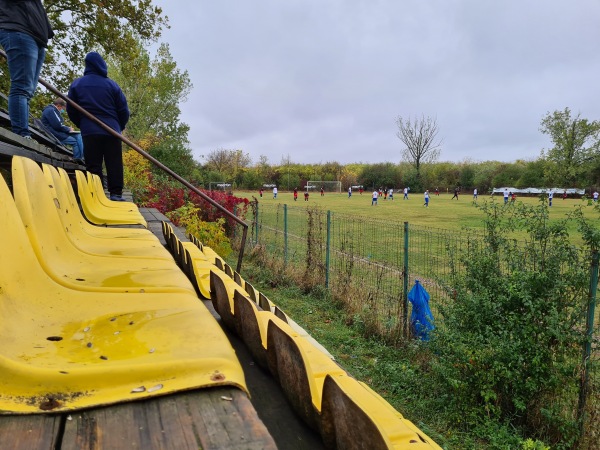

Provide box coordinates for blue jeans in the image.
[0,30,45,137]
[62,133,84,160]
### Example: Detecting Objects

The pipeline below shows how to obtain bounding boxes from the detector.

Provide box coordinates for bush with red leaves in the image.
[142,176,249,236]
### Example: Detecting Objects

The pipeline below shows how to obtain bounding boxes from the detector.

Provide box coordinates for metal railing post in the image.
[1,48,249,274]
[254,202,259,246]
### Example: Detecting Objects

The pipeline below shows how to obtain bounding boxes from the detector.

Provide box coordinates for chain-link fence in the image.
[241,201,599,446]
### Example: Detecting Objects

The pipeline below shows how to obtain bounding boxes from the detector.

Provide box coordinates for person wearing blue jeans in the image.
[41,98,84,161]
[0,0,54,137]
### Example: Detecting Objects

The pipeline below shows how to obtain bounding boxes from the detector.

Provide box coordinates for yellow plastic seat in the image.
[54,166,156,241]
[202,244,226,267]
[39,164,173,259]
[11,157,195,294]
[321,375,442,449]
[233,290,271,368]
[0,172,246,413]
[87,171,140,212]
[75,170,147,227]
[184,244,213,299]
[266,319,346,431]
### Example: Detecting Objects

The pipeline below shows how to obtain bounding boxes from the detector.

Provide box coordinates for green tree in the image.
[44,0,167,89]
[1,0,168,121]
[109,42,192,142]
[204,149,252,182]
[491,163,523,187]
[472,161,504,193]
[359,163,401,189]
[516,159,547,188]
[108,41,197,180]
[540,108,600,186]
[459,164,475,189]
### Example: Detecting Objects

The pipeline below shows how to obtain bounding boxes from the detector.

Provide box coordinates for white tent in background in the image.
[491,187,585,195]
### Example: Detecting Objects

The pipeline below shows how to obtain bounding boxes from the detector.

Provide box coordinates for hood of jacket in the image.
[83,52,108,77]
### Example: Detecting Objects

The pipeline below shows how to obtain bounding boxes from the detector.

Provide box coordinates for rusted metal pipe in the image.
[1,49,248,272]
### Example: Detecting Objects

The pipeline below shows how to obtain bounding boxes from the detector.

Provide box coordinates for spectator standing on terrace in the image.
[0,0,54,138]
[272,186,277,199]
[67,52,129,201]
[41,98,84,162]
[372,189,378,206]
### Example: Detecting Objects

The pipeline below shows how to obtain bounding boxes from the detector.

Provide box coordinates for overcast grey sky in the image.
[152,0,600,166]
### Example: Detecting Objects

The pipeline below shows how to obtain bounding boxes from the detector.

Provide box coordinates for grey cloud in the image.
[153,0,600,165]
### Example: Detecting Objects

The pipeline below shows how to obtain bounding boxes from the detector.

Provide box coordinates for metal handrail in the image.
[0,49,248,272]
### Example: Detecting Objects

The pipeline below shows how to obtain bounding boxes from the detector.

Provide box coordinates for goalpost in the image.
[306,180,342,193]
[208,182,232,191]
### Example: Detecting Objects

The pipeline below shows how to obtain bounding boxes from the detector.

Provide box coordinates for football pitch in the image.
[238,190,592,237]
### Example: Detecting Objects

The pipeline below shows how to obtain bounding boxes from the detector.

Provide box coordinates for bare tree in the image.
[396,115,442,182]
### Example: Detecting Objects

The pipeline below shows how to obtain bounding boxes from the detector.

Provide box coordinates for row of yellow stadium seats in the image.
[161,223,442,450]
[75,168,147,227]
[0,156,247,413]
[12,156,194,294]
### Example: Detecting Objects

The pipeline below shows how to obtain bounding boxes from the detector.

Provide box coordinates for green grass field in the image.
[237,190,595,244]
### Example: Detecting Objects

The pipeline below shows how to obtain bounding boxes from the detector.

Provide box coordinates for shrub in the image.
[430,198,588,448]
[166,202,232,258]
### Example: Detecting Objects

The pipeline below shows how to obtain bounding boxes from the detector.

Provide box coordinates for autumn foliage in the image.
[123,149,249,238]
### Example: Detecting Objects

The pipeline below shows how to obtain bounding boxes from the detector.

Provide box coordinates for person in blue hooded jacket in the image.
[67,52,130,201]
[41,97,84,161]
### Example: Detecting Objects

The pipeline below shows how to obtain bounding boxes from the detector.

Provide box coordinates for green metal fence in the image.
[243,200,599,444]
[248,202,484,330]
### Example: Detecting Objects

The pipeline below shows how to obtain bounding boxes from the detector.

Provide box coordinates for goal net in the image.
[306,180,342,193]
[208,182,232,191]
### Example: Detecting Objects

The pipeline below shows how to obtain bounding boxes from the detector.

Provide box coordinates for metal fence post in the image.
[254,202,259,246]
[325,210,331,288]
[403,221,410,338]
[284,204,288,267]
[578,250,599,435]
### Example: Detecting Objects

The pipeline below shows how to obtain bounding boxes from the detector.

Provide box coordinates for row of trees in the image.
[199,152,599,197]
[196,109,600,193]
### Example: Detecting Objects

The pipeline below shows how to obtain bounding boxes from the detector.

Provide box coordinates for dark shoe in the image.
[109,195,126,202]
[74,158,85,165]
